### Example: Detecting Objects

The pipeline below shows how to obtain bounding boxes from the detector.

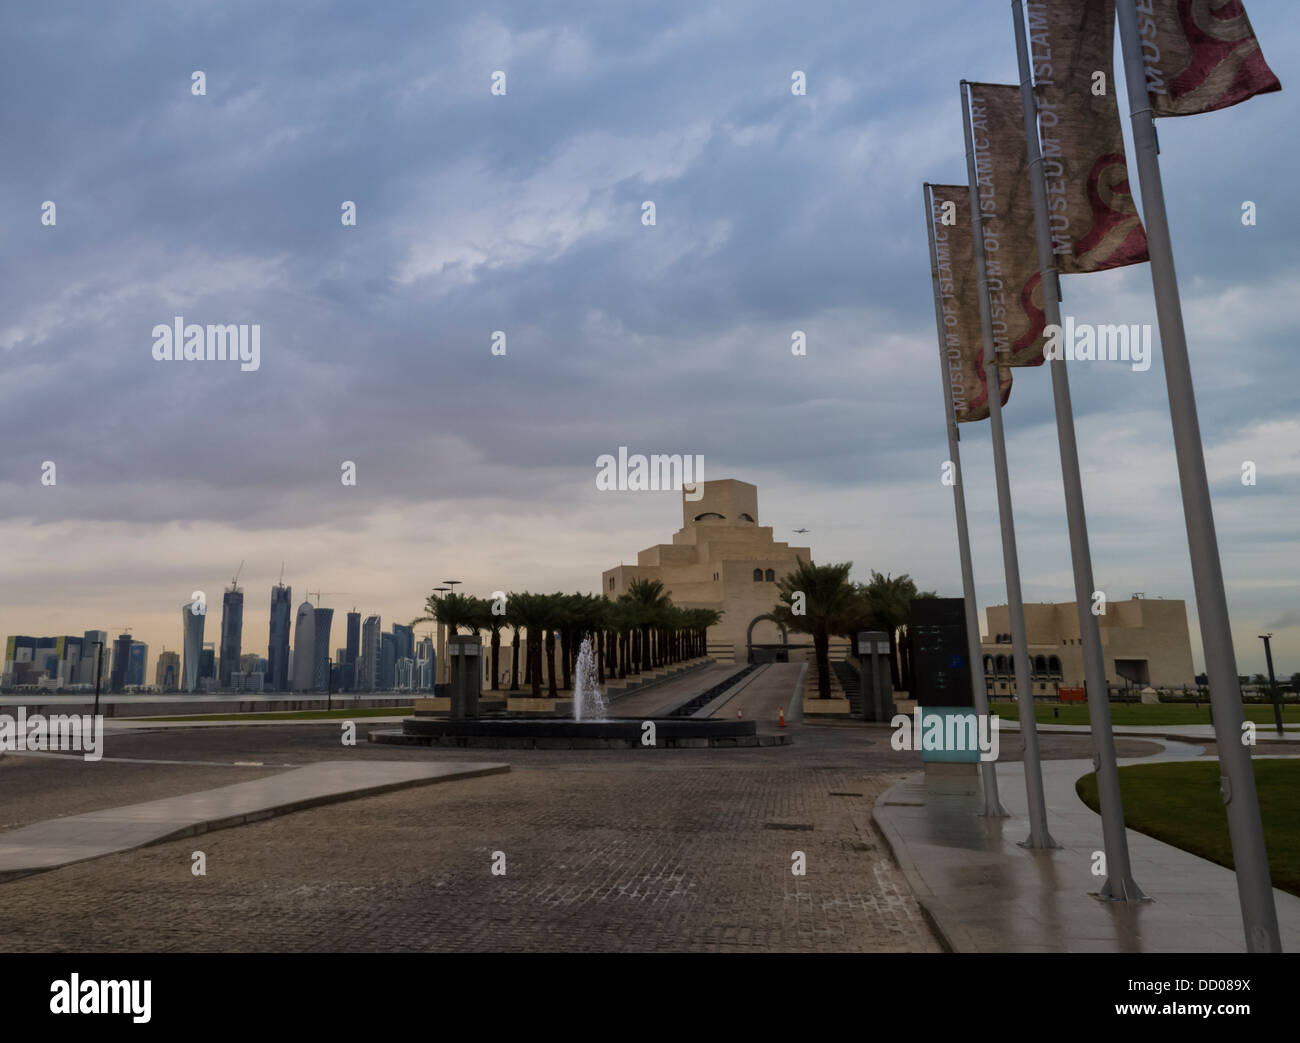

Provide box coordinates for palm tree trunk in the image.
[510,629,520,691]
[561,629,572,692]
[491,630,501,691]
[815,630,831,698]
[530,629,542,698]
[888,629,901,690]
[596,630,605,685]
[545,628,557,698]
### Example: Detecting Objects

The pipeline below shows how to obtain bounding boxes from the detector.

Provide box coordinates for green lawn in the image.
[989,700,1300,728]
[134,706,414,722]
[1076,760,1300,896]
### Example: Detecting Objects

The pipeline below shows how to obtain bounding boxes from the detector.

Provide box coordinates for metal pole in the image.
[1116,0,1279,952]
[923,182,1008,818]
[93,641,103,720]
[1260,635,1281,737]
[961,82,1056,848]
[1010,1,1141,898]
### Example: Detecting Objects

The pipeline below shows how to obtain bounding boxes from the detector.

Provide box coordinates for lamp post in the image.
[438,581,460,685]
[92,641,104,720]
[1259,634,1282,738]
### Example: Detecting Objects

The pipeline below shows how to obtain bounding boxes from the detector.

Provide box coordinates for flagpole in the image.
[961,83,1056,849]
[923,182,1008,819]
[1009,0,1142,900]
[1115,0,1279,951]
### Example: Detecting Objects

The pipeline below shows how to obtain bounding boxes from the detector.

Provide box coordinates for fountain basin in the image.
[370,716,788,749]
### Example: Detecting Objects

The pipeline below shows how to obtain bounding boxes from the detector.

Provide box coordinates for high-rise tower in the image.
[267,583,292,691]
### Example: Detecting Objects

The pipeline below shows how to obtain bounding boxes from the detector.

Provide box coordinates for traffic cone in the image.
[779,707,786,728]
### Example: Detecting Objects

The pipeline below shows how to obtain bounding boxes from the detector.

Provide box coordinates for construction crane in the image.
[228,560,244,592]
[307,590,348,606]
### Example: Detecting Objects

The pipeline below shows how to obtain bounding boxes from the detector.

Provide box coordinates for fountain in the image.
[572,636,607,721]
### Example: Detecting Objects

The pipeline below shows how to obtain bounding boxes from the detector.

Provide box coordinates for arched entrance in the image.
[747,614,790,664]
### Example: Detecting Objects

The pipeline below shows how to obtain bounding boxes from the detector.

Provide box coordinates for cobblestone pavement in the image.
[0,721,1163,952]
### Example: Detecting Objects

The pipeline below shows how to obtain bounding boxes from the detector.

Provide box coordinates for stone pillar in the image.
[448,634,482,719]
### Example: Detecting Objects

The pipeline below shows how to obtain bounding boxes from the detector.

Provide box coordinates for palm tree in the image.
[606,598,637,679]
[625,578,670,672]
[541,592,572,698]
[685,607,723,659]
[773,557,856,699]
[860,572,936,691]
[412,591,481,636]
[506,592,551,699]
[510,619,522,691]
[479,597,508,691]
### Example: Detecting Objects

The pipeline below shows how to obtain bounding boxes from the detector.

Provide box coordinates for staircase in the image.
[832,658,863,717]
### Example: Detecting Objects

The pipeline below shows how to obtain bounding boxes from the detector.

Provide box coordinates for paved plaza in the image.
[0,707,1161,953]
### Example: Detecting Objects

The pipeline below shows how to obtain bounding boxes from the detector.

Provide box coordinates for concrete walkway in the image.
[0,759,508,883]
[873,748,1300,952]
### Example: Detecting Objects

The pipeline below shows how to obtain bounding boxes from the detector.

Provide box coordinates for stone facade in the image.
[981,596,1196,697]
[602,480,814,663]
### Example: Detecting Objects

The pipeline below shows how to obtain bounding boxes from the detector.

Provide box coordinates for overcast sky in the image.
[1,0,1296,678]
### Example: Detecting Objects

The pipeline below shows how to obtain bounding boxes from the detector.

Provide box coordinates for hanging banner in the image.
[1028,0,1149,273]
[967,83,1047,367]
[1137,0,1281,116]
[929,184,1012,423]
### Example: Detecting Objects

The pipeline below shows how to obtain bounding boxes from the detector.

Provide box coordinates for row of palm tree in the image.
[771,559,937,699]
[412,581,723,700]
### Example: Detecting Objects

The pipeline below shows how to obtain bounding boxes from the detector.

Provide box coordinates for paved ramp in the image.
[607,663,747,718]
[709,662,805,732]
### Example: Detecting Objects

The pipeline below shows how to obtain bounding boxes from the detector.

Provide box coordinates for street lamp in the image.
[434,586,454,687]
[1259,634,1282,737]
[92,641,104,720]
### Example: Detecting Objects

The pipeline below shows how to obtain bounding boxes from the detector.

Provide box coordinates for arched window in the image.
[764,569,775,582]
[1034,655,1047,674]
[738,513,755,523]
[694,512,725,521]
[753,569,763,582]
[983,655,993,673]
[995,654,1008,673]
[1048,655,1061,674]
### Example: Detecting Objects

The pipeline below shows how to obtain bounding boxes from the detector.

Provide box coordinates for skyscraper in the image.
[219,584,244,689]
[416,635,435,691]
[267,583,292,691]
[110,633,133,693]
[313,607,334,691]
[126,642,149,688]
[380,632,396,691]
[359,615,381,691]
[81,630,108,686]
[181,602,205,693]
[291,600,316,691]
[156,650,179,690]
[392,623,413,666]
[344,610,360,691]
[199,643,216,681]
